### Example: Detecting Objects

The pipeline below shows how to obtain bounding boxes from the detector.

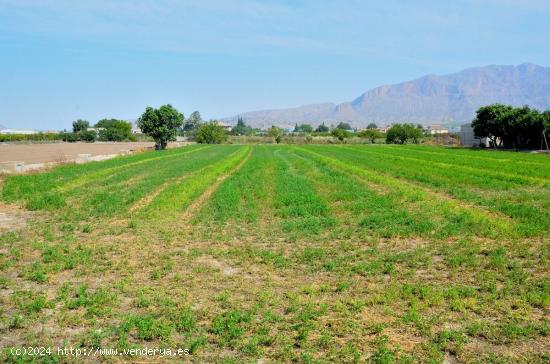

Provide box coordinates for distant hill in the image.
[224,63,550,128]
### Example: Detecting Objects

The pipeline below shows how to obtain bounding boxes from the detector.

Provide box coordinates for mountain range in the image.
[223,63,550,129]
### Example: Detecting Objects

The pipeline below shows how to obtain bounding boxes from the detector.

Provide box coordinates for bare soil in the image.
[0,202,30,232]
[0,142,185,164]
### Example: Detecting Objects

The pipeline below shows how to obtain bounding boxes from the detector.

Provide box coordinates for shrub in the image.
[61,132,79,143]
[331,128,351,142]
[358,129,384,143]
[195,122,228,144]
[0,133,64,142]
[96,119,133,141]
[267,126,283,144]
[386,123,423,144]
[78,130,97,142]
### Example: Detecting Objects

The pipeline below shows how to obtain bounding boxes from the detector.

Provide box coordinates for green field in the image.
[0,144,548,363]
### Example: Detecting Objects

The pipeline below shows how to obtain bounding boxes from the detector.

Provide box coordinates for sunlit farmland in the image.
[1,144,548,363]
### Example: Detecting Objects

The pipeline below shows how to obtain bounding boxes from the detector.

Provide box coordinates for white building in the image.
[460,123,493,147]
[215,121,232,131]
[424,124,449,135]
[87,127,105,133]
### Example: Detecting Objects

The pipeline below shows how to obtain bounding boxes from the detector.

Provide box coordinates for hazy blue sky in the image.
[1,0,549,130]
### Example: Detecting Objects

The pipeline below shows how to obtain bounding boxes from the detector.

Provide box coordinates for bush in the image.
[95,119,132,141]
[61,132,79,143]
[195,122,228,144]
[331,128,351,142]
[78,130,97,142]
[357,129,384,143]
[0,133,64,143]
[98,128,126,141]
[267,126,283,144]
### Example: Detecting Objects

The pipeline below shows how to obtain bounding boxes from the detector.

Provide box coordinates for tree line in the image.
[230,120,423,144]
[62,105,225,148]
[14,102,550,149]
[471,104,550,149]
[57,101,443,148]
[138,106,232,148]
[72,103,550,149]
[67,119,134,142]
[138,107,427,147]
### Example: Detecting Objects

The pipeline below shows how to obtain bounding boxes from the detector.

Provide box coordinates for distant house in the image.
[378,126,392,133]
[0,128,38,135]
[460,123,494,147]
[128,121,142,134]
[215,121,232,131]
[424,124,449,135]
[87,127,105,133]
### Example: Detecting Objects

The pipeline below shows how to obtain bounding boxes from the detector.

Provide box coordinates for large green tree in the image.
[503,106,543,149]
[543,110,550,126]
[472,104,547,149]
[543,111,550,148]
[471,104,512,147]
[138,105,184,149]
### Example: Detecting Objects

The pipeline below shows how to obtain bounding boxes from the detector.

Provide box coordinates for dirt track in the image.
[0,142,183,164]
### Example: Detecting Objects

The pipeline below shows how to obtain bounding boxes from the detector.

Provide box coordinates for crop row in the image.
[3,144,547,239]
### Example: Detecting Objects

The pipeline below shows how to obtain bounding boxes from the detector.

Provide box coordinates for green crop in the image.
[1,144,548,363]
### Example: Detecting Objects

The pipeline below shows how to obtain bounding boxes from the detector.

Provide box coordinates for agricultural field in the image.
[0,144,548,363]
[0,142,162,165]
